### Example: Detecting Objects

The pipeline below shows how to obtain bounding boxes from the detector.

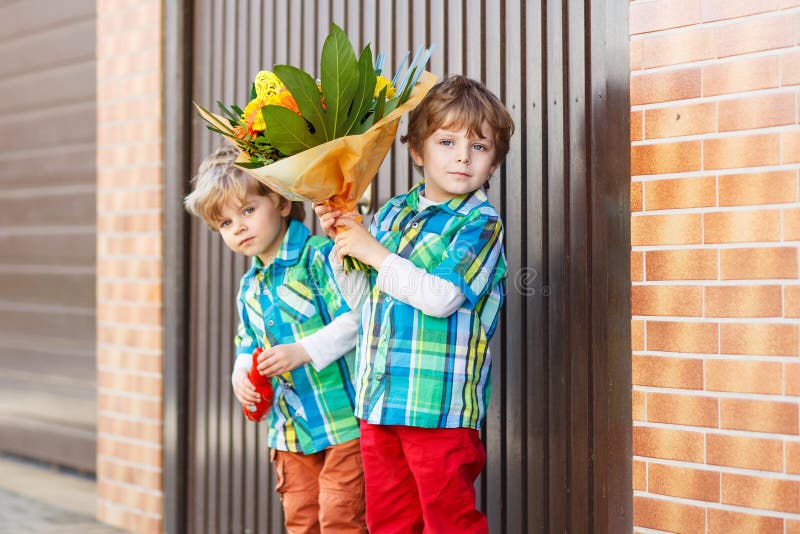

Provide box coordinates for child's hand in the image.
[257,343,312,377]
[231,367,261,408]
[313,202,342,239]
[335,218,390,268]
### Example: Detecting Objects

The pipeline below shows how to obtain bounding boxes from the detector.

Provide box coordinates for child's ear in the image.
[277,197,292,218]
[409,147,424,167]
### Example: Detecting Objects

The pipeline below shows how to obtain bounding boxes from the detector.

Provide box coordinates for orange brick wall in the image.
[631,1,800,532]
[96,1,164,532]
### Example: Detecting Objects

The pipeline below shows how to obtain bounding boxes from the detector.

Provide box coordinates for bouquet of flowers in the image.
[196,23,435,271]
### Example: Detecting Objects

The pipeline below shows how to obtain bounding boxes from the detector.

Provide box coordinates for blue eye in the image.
[439,139,454,146]
[219,220,231,228]
[473,144,488,151]
[243,206,255,215]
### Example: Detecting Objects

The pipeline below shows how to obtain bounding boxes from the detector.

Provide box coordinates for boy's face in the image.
[409,121,498,203]
[215,189,290,264]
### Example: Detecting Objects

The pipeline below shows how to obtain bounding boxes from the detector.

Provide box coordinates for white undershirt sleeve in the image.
[329,249,370,312]
[376,254,465,318]
[298,307,361,371]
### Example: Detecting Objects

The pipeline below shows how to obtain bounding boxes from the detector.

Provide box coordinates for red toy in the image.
[243,347,273,422]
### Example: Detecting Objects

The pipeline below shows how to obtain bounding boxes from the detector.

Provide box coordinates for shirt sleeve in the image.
[430,215,505,307]
[298,307,361,371]
[376,254,466,317]
[233,283,259,375]
[299,243,360,369]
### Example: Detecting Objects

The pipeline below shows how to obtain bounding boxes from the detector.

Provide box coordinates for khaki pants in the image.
[272,438,366,534]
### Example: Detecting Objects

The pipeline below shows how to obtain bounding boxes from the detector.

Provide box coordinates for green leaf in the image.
[262,105,320,155]
[339,45,377,136]
[273,64,328,140]
[320,23,359,139]
[372,84,388,124]
[216,102,243,126]
[250,83,257,101]
[236,160,268,169]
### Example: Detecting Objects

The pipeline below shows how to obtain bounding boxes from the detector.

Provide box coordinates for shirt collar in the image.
[250,219,309,272]
[397,181,489,216]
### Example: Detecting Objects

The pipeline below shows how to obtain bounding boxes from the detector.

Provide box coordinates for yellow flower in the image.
[374,75,396,99]
[243,97,268,132]
[254,71,284,99]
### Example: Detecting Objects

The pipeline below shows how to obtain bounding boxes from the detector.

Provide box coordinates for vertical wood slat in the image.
[184,1,631,532]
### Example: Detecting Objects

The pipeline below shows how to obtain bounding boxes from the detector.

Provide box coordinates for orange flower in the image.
[267,90,300,115]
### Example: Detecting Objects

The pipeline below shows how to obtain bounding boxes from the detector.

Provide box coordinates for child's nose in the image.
[456,145,470,164]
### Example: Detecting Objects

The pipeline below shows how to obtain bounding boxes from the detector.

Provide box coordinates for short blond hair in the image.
[184,144,305,229]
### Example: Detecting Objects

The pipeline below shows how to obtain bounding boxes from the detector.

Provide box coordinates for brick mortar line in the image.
[98,387,162,401]
[97,321,164,331]
[632,125,800,147]
[98,409,163,425]
[632,87,800,112]
[97,454,163,472]
[97,364,162,376]
[97,432,163,448]
[634,420,800,441]
[633,280,797,286]
[97,139,163,148]
[96,255,163,262]
[632,243,800,251]
[630,5,800,40]
[633,205,799,215]
[97,498,162,520]
[633,384,799,402]
[96,211,164,218]
[632,315,800,324]
[632,490,800,520]
[97,477,164,496]
[632,164,800,181]
[96,341,161,352]
[98,231,164,238]
[631,46,794,76]
[633,350,800,363]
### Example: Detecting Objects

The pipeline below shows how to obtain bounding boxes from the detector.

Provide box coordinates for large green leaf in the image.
[262,105,319,155]
[339,45,377,136]
[320,23,358,139]
[273,64,328,140]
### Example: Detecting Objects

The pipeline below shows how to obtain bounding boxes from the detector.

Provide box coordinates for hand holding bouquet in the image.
[196,23,435,271]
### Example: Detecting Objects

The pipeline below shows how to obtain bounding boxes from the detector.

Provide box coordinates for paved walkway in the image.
[0,455,127,534]
[0,488,127,534]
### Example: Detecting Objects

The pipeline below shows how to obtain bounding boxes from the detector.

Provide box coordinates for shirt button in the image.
[381,334,388,341]
[411,222,419,228]
[385,296,392,303]
[267,320,274,326]
[374,372,383,381]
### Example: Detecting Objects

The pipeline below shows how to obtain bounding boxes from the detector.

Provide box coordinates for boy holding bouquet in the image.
[315,75,514,533]
[185,144,366,533]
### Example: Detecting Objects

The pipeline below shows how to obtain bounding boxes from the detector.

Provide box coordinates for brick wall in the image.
[630,0,800,532]
[96,1,164,532]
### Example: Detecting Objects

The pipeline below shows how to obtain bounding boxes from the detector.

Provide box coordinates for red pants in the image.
[359,421,488,534]
[272,438,366,533]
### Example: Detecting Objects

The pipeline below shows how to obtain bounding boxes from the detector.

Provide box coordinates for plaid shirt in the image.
[355,183,506,429]
[235,220,359,453]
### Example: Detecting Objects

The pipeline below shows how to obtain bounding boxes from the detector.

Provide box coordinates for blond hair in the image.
[184,144,305,229]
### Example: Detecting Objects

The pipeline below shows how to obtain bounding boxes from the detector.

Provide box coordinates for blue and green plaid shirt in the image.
[355,183,506,429]
[235,220,359,453]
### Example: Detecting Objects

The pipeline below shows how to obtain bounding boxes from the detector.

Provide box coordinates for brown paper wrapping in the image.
[197,71,437,213]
